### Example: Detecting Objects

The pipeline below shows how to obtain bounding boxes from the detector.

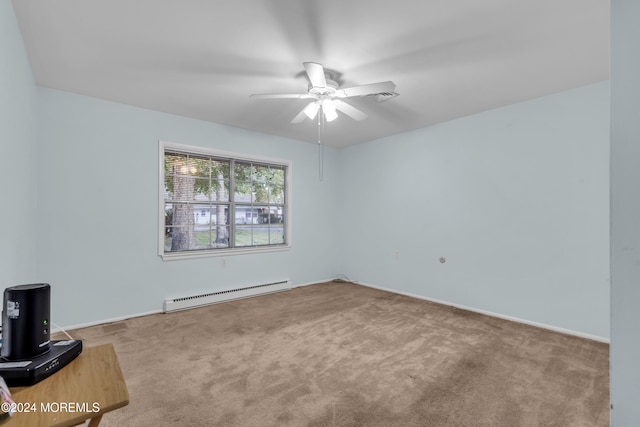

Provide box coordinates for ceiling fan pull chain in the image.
[318,105,324,181]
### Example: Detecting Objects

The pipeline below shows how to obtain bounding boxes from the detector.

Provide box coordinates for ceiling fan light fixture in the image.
[322,99,338,122]
[303,102,320,120]
[324,109,338,122]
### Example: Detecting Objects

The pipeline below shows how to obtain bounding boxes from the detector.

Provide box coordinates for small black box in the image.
[1,283,51,361]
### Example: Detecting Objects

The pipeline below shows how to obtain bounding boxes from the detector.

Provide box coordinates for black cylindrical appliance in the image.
[1,283,51,360]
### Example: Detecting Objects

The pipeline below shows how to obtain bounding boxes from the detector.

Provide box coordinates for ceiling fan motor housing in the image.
[309,78,339,95]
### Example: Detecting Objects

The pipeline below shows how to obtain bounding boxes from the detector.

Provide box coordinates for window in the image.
[159,141,291,260]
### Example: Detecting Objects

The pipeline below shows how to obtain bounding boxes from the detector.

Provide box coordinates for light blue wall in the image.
[35,88,341,327]
[338,81,610,339]
[0,0,38,286]
[610,0,640,423]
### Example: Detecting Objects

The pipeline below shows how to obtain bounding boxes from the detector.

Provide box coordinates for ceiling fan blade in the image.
[333,100,368,121]
[291,102,319,123]
[250,93,314,99]
[291,107,308,124]
[303,62,327,88]
[334,81,397,98]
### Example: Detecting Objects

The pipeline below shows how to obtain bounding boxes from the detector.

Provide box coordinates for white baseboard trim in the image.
[52,309,163,333]
[354,281,610,344]
[52,279,329,333]
[294,279,335,288]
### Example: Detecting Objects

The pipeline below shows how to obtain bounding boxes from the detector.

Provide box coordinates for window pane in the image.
[188,156,211,178]
[210,225,230,248]
[192,178,212,201]
[170,203,195,226]
[234,224,270,246]
[269,167,285,185]
[167,155,200,178]
[169,174,196,201]
[235,226,253,247]
[165,225,231,251]
[235,207,256,225]
[235,224,271,246]
[252,225,270,245]
[165,153,185,176]
[269,208,284,223]
[268,185,285,204]
[269,224,285,244]
[192,228,212,249]
[166,225,195,251]
[164,204,174,249]
[234,183,255,203]
[234,162,253,183]
[209,205,228,227]
[255,206,275,224]
[193,203,211,225]
[211,160,230,178]
[254,165,270,184]
[165,168,229,207]
[209,178,230,202]
[252,184,269,203]
[164,171,179,199]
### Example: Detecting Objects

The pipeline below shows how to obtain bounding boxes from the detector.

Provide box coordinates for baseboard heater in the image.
[163,280,292,313]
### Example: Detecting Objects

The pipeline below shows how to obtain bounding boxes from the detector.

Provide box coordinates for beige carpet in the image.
[65,282,609,426]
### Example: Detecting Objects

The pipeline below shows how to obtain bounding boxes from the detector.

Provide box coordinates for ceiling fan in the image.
[250,62,398,124]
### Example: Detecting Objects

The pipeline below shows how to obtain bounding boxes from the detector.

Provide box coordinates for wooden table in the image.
[6,343,129,427]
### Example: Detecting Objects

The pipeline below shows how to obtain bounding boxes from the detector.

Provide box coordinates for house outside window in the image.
[159,141,291,260]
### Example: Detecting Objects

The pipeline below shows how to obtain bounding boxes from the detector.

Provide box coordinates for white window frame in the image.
[158,140,292,261]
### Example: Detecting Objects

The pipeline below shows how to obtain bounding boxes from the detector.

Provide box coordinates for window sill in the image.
[159,244,291,261]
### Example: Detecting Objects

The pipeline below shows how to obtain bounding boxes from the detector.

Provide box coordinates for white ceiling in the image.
[12,0,609,148]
